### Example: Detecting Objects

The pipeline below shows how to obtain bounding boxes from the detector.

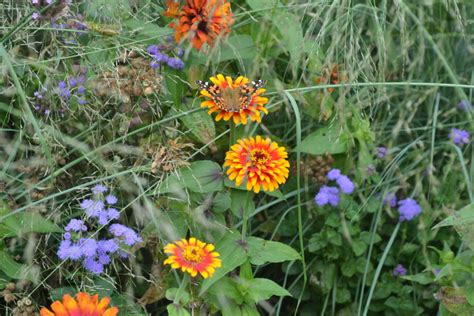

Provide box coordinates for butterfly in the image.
[196,79,266,112]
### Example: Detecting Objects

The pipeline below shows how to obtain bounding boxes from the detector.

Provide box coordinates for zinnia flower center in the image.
[250,149,270,166]
[183,246,204,263]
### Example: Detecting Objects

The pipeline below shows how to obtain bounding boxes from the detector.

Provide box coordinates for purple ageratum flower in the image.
[398,198,422,222]
[393,264,407,277]
[109,224,142,246]
[383,192,398,208]
[176,47,184,57]
[83,257,104,274]
[92,184,108,195]
[147,45,159,55]
[64,232,71,240]
[78,238,98,257]
[77,75,86,84]
[150,61,160,69]
[458,100,472,112]
[32,12,40,20]
[377,147,387,158]
[34,91,43,99]
[68,77,78,87]
[32,0,39,4]
[57,240,72,260]
[58,81,67,89]
[449,128,470,146]
[77,98,86,105]
[77,86,86,94]
[64,219,87,232]
[153,52,169,63]
[327,169,341,181]
[107,208,120,220]
[315,186,340,207]
[106,195,118,205]
[336,175,354,194]
[81,200,105,218]
[167,57,184,70]
[97,239,119,254]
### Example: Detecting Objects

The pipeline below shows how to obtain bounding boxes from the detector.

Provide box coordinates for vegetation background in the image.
[0,0,473,315]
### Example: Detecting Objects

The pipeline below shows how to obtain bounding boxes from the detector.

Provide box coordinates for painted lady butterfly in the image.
[196,79,266,112]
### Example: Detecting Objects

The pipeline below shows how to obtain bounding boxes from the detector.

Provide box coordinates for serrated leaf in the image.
[159,160,224,194]
[178,108,216,144]
[247,237,300,265]
[294,124,348,155]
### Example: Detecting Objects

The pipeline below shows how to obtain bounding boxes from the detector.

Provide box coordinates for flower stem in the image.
[241,191,252,242]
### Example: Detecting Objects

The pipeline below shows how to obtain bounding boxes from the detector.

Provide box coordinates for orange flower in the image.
[197,74,268,125]
[168,0,234,50]
[164,237,221,278]
[163,0,180,18]
[224,136,290,193]
[40,292,118,316]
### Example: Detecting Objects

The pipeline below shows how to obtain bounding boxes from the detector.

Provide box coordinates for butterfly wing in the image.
[239,79,266,110]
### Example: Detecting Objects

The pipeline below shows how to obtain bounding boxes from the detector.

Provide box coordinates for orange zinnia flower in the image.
[164,237,221,279]
[197,74,268,125]
[168,0,234,50]
[40,292,118,316]
[163,0,180,18]
[224,136,290,193]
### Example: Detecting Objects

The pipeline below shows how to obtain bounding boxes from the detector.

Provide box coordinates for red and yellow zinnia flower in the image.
[224,136,290,193]
[163,237,221,279]
[40,292,118,316]
[167,0,234,50]
[198,74,268,125]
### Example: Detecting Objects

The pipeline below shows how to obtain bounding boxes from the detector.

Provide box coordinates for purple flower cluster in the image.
[383,192,398,208]
[57,185,142,274]
[393,264,407,277]
[147,37,185,70]
[31,0,53,20]
[376,146,387,159]
[315,169,354,207]
[398,198,422,222]
[449,128,470,147]
[57,66,87,106]
[458,100,472,112]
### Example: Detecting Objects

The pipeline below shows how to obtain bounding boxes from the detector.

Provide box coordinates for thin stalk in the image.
[362,222,401,316]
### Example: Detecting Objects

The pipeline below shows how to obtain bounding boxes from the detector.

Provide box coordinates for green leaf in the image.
[245,278,291,303]
[0,212,62,238]
[212,192,231,213]
[159,160,224,194]
[167,304,191,316]
[208,277,245,305]
[352,240,367,256]
[247,237,300,265]
[165,288,190,305]
[294,124,348,155]
[195,35,257,63]
[230,189,255,218]
[273,11,303,70]
[122,19,171,43]
[401,272,433,285]
[433,202,474,250]
[178,108,216,144]
[200,232,248,295]
[0,250,38,282]
[85,0,131,19]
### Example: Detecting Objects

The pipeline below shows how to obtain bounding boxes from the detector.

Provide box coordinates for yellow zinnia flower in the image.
[224,136,290,193]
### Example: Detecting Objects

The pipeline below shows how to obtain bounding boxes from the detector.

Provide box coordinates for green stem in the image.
[174,274,189,305]
[241,191,252,242]
[362,222,401,316]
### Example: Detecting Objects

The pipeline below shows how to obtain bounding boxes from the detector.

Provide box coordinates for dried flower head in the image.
[164,237,221,278]
[224,136,290,193]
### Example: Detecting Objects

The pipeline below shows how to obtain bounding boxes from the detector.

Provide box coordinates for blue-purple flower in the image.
[449,128,470,146]
[315,186,340,207]
[393,264,407,277]
[146,40,185,70]
[57,185,141,274]
[314,169,355,208]
[376,147,387,159]
[398,198,422,222]
[384,192,398,208]
[458,100,472,112]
